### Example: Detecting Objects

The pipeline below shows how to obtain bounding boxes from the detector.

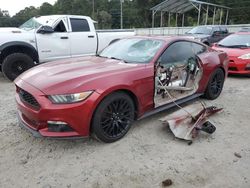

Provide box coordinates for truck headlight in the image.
[238,53,250,60]
[48,91,93,104]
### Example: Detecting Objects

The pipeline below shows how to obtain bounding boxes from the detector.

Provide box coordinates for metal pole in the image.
[219,9,223,25]
[197,4,201,25]
[160,11,163,27]
[212,7,216,25]
[168,12,171,27]
[120,0,123,29]
[225,9,229,25]
[152,10,155,28]
[176,13,178,27]
[205,5,209,25]
[182,13,185,27]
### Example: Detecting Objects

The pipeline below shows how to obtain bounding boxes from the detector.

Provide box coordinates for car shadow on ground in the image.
[228,74,250,79]
[18,97,202,149]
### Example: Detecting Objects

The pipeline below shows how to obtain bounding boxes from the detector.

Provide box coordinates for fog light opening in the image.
[47,121,74,132]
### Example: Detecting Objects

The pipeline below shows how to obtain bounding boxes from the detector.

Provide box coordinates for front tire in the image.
[2,53,35,81]
[204,68,225,100]
[92,92,135,143]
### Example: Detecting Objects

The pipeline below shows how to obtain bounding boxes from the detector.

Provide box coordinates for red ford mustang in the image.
[212,32,250,75]
[15,36,228,143]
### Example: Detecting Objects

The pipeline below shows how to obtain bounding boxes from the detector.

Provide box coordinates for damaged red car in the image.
[15,36,229,143]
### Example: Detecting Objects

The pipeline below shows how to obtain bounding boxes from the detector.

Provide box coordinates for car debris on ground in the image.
[160,102,223,142]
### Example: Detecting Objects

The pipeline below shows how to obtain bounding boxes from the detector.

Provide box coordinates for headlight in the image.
[238,53,250,60]
[48,91,93,104]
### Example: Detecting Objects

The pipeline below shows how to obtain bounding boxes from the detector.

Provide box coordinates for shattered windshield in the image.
[19,18,42,31]
[99,38,164,64]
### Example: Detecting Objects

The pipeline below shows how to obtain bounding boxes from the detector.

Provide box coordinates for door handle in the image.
[60,36,68,39]
[88,35,95,38]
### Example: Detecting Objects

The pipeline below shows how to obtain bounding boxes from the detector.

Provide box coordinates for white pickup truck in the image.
[0,15,135,80]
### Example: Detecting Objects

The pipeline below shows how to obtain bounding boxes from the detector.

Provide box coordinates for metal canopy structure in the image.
[150,0,231,28]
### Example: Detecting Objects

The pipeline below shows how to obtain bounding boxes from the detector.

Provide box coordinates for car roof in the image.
[126,35,205,45]
[195,25,226,28]
[234,32,250,35]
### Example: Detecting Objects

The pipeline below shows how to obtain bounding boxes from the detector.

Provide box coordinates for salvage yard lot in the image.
[0,72,249,188]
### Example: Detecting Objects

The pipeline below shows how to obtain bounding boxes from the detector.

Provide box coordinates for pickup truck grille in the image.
[19,89,40,109]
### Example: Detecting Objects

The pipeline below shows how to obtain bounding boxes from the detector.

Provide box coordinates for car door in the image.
[154,41,203,107]
[36,18,71,62]
[68,17,97,57]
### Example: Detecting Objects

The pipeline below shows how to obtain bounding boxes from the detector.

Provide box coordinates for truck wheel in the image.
[92,92,135,143]
[204,68,225,100]
[2,53,35,81]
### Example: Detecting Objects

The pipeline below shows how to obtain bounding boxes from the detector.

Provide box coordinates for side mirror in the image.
[37,26,54,34]
[213,43,218,47]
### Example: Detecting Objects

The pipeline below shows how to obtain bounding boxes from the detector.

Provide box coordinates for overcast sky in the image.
[1,0,57,16]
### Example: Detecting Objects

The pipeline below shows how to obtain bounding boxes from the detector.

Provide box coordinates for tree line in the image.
[0,0,249,29]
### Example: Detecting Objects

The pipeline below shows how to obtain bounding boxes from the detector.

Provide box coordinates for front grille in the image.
[229,67,238,71]
[19,89,40,109]
[245,67,250,71]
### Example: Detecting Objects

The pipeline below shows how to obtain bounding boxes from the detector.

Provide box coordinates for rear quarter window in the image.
[192,42,207,55]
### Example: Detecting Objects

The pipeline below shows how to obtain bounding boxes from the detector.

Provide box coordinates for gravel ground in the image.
[0,73,250,188]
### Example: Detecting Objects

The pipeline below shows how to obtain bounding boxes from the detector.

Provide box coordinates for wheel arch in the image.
[203,41,210,46]
[89,88,139,133]
[0,42,39,65]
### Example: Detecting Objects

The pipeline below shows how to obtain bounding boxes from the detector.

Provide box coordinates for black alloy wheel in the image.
[92,92,135,143]
[204,68,225,100]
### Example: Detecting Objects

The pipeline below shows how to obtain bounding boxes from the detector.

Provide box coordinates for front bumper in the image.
[228,58,250,75]
[15,79,100,138]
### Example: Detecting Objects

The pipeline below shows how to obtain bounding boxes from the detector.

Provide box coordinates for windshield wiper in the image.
[218,44,250,49]
[96,55,129,63]
[110,57,129,63]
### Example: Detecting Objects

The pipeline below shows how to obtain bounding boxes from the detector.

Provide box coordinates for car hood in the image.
[212,46,250,57]
[18,56,145,95]
[0,27,26,33]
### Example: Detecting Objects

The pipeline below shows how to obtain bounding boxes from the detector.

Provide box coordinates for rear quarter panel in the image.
[197,49,228,93]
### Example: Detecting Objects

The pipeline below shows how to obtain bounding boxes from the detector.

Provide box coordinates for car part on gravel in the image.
[160,103,223,141]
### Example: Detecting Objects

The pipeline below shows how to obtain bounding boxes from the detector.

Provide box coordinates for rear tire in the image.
[92,92,135,143]
[204,68,225,100]
[2,53,35,81]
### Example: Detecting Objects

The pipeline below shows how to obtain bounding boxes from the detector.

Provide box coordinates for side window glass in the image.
[192,43,206,55]
[213,27,221,34]
[54,21,66,32]
[70,18,90,32]
[220,27,228,34]
[159,41,194,66]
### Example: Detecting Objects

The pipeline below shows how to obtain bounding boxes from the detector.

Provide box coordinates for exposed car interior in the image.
[154,41,204,107]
